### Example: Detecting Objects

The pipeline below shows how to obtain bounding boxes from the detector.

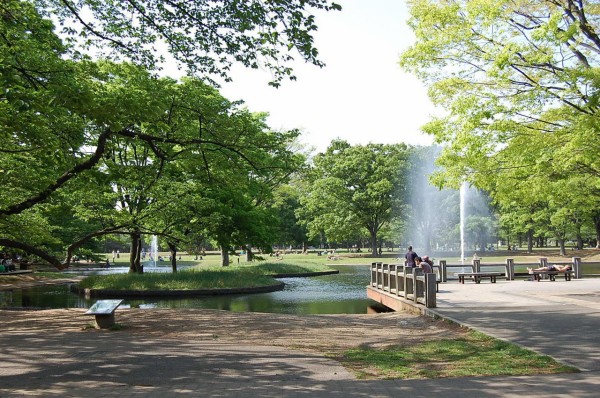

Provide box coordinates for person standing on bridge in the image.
[405,246,418,268]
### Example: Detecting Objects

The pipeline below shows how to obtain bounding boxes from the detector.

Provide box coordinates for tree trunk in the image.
[302,241,308,254]
[370,229,378,257]
[526,230,534,253]
[168,241,178,273]
[576,232,583,251]
[558,238,566,256]
[593,212,600,249]
[129,231,143,273]
[245,245,253,262]
[220,246,230,266]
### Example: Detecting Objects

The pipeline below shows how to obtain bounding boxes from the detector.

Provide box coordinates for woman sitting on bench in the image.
[527,264,571,273]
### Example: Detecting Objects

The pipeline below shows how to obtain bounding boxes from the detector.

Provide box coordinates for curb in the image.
[269,270,339,278]
[71,280,285,298]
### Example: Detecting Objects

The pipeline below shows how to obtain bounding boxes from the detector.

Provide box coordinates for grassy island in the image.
[77,261,335,291]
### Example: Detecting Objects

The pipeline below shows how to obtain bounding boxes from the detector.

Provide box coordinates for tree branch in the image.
[0,238,65,269]
[0,129,112,216]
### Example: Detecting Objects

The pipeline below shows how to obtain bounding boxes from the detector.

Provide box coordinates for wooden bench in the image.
[85,299,123,329]
[457,272,502,284]
[530,270,574,282]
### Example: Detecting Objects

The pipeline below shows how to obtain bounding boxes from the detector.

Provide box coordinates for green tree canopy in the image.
[298,140,410,256]
[35,0,341,86]
[1,1,313,267]
[400,0,600,247]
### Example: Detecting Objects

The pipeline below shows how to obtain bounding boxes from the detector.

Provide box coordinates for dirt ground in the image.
[0,275,468,362]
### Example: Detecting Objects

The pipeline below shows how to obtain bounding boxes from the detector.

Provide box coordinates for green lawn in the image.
[336,330,578,379]
[77,260,335,290]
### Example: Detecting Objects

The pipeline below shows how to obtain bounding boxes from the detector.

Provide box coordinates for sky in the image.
[216,0,437,153]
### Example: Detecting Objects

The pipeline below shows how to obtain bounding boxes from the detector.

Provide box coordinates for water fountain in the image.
[460,181,467,264]
[458,181,469,274]
[150,235,158,268]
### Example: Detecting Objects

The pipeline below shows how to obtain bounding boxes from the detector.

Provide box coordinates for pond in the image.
[0,264,389,315]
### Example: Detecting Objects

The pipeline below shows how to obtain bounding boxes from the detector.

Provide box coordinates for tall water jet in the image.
[460,181,467,264]
[151,235,158,268]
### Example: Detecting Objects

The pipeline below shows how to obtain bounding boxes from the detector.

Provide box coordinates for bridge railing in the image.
[370,263,436,308]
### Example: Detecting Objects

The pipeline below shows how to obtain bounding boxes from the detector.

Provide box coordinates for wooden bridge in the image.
[367,263,437,309]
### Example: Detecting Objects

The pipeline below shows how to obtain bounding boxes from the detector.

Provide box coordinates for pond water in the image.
[0,265,389,315]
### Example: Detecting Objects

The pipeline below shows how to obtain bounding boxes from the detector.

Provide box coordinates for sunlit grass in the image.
[77,261,334,291]
[337,331,578,379]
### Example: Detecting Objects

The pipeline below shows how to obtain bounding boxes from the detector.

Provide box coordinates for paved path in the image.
[2,277,600,397]
[433,278,600,372]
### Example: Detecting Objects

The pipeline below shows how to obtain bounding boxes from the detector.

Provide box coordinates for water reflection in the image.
[1,265,389,315]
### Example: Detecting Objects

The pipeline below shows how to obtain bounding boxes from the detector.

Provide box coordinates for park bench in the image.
[85,299,123,329]
[457,272,503,284]
[530,270,574,282]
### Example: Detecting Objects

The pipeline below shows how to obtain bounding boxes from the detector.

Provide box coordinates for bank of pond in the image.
[0,263,391,315]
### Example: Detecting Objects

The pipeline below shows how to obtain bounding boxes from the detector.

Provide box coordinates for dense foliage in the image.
[297,140,410,256]
[400,0,600,252]
[0,0,323,268]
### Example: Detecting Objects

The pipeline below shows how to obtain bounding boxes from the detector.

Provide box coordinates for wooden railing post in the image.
[572,257,582,279]
[505,258,514,280]
[397,265,405,296]
[404,267,415,300]
[370,262,376,286]
[472,259,481,273]
[424,273,436,308]
[403,266,409,299]
[538,258,548,280]
[414,268,423,303]
[382,263,389,291]
[439,260,447,282]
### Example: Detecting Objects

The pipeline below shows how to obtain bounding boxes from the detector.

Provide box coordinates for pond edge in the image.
[70,270,339,298]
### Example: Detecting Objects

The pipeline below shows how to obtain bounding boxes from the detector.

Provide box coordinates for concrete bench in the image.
[85,299,123,329]
[457,272,503,284]
[530,270,574,282]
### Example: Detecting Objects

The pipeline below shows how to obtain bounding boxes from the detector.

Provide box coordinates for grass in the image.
[83,247,600,269]
[77,261,334,291]
[241,259,334,274]
[336,330,578,379]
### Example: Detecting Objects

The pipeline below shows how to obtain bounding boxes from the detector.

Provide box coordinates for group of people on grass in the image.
[404,246,435,274]
[0,252,25,272]
[1,255,16,272]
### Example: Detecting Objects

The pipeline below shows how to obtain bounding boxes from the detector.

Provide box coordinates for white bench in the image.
[85,299,123,329]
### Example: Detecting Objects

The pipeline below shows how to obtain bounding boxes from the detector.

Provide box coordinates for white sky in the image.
[217,0,437,153]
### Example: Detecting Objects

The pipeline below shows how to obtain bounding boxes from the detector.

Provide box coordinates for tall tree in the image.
[272,184,314,252]
[400,0,600,248]
[298,140,410,257]
[1,0,339,267]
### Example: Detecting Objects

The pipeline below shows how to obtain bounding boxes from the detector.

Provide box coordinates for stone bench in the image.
[85,299,123,329]
[530,270,574,282]
[457,272,503,284]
